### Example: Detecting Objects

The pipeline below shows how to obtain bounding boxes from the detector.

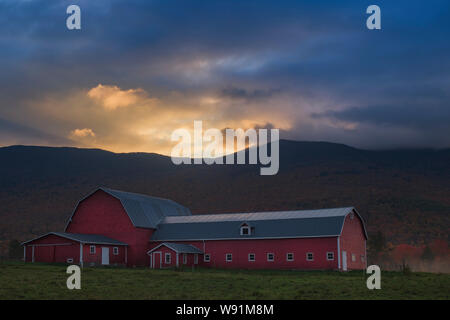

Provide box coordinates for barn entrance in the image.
[101,247,110,265]
[152,252,162,269]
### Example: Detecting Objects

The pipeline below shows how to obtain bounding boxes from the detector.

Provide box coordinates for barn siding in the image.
[149,245,200,268]
[65,190,153,266]
[24,234,80,264]
[23,234,127,266]
[82,244,126,266]
[149,237,339,270]
[339,213,367,270]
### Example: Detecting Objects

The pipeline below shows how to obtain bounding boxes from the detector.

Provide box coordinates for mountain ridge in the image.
[0,140,449,255]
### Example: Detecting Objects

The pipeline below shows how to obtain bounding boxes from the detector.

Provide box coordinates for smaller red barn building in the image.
[22,232,127,266]
[22,187,368,271]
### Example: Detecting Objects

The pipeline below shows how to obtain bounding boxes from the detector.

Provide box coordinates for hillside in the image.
[0,140,449,252]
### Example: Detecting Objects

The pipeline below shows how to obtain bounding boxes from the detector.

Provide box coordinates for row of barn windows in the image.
[163,252,336,264]
[226,252,335,262]
[89,245,119,255]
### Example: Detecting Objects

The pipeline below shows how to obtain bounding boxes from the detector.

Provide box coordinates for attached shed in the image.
[148,242,203,269]
[22,232,128,267]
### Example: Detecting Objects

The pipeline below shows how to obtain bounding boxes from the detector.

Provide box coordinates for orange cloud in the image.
[87,84,151,110]
[70,128,96,138]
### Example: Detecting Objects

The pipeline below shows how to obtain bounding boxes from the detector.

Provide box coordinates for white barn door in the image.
[102,247,110,265]
[342,251,347,271]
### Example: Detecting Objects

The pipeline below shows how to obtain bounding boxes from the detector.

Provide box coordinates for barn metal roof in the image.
[147,242,203,254]
[64,187,191,230]
[162,207,354,223]
[21,232,128,246]
[151,207,367,241]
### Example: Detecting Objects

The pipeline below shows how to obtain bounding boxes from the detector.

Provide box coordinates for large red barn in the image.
[22,187,368,271]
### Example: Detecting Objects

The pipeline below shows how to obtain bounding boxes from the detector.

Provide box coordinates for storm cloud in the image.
[0,0,449,152]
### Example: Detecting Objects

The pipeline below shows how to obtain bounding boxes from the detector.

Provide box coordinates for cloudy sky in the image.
[0,0,449,154]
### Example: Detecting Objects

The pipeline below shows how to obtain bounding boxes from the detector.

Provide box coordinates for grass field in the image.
[0,261,448,299]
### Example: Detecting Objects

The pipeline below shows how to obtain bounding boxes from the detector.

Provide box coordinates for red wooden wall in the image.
[65,190,153,266]
[149,237,339,270]
[339,212,367,270]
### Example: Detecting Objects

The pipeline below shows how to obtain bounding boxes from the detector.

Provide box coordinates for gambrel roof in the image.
[151,207,367,241]
[64,187,191,230]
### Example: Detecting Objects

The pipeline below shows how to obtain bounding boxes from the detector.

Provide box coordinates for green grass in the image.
[0,261,448,299]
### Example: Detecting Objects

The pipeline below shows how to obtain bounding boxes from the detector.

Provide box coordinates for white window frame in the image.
[204,254,210,262]
[267,253,274,262]
[226,253,232,262]
[351,253,356,262]
[90,245,96,254]
[113,247,119,255]
[183,253,187,264]
[327,252,334,261]
[165,252,171,264]
[66,258,73,263]
[248,253,255,262]
[306,252,314,261]
[286,253,294,261]
[194,254,198,264]
[240,225,251,236]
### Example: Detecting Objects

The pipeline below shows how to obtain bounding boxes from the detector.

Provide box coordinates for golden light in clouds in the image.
[25,83,295,155]
[87,84,156,110]
[70,128,96,138]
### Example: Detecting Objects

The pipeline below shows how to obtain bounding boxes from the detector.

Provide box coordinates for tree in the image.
[369,231,386,254]
[8,240,23,260]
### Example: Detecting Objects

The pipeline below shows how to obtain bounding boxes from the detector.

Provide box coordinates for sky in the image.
[0,0,449,154]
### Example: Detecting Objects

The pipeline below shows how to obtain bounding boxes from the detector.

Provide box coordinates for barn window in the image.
[204,254,210,262]
[286,253,294,261]
[66,258,73,263]
[361,255,365,262]
[183,254,187,264]
[327,252,334,261]
[240,224,251,236]
[194,254,198,264]
[248,253,255,262]
[351,253,356,262]
[113,247,119,255]
[267,253,274,262]
[165,253,171,264]
[226,253,232,262]
[306,252,314,261]
[350,212,355,220]
[90,245,96,254]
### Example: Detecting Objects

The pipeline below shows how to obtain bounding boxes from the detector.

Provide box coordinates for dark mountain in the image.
[0,140,449,255]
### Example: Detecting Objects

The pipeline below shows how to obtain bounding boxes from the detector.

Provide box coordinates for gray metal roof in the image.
[101,188,192,228]
[65,187,191,230]
[162,207,354,223]
[151,207,367,241]
[148,242,203,254]
[22,232,128,246]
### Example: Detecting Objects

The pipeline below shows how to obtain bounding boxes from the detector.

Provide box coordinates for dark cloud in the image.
[314,104,450,129]
[0,117,70,146]
[0,0,449,149]
[221,87,281,101]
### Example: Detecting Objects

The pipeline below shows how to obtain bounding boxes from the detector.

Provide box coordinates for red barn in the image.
[22,187,367,271]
